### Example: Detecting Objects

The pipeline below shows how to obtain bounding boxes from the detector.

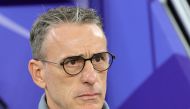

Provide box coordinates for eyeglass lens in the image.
[62,52,113,75]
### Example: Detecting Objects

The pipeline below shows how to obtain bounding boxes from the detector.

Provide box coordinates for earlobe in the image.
[28,59,46,89]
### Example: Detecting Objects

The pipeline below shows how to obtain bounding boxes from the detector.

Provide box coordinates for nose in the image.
[80,61,97,85]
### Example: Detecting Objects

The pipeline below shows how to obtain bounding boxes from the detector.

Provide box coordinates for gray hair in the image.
[30,6,103,59]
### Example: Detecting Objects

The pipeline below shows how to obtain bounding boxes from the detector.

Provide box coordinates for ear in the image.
[28,59,46,89]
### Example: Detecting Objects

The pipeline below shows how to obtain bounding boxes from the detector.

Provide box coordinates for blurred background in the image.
[1,0,190,109]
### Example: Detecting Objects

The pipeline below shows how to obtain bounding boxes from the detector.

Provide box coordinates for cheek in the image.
[98,71,108,93]
[44,67,77,99]
[44,69,81,108]
[100,71,108,83]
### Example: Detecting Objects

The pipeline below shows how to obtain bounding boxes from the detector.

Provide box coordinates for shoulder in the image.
[38,94,48,109]
[103,101,110,109]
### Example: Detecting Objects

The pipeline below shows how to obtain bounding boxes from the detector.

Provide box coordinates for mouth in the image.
[76,92,101,101]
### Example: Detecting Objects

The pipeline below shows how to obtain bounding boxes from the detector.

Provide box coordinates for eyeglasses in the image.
[34,52,115,76]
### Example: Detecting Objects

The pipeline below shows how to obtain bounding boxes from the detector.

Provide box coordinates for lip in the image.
[76,92,101,100]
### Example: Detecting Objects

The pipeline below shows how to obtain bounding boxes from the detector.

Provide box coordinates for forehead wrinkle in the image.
[81,46,107,59]
[83,47,91,58]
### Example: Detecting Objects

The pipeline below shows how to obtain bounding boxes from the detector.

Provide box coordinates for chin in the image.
[74,96,104,109]
[81,104,101,109]
[76,103,102,109]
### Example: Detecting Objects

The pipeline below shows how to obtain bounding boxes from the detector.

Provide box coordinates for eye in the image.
[93,54,105,62]
[64,59,77,65]
[94,56,101,62]
[63,56,84,67]
[69,60,76,65]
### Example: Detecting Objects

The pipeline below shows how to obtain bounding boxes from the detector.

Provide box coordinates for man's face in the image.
[41,23,107,109]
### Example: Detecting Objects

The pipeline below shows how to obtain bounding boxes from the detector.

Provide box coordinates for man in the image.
[28,6,115,109]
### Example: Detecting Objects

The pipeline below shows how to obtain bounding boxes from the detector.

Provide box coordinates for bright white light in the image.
[0,13,29,39]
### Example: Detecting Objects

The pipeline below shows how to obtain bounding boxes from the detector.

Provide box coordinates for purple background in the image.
[0,0,190,109]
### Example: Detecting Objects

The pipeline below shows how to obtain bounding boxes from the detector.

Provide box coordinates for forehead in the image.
[49,23,104,40]
[43,23,107,59]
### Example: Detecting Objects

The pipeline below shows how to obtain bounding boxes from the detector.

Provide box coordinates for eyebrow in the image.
[59,54,84,62]
[59,51,107,63]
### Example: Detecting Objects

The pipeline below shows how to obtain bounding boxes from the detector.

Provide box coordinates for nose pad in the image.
[80,61,97,85]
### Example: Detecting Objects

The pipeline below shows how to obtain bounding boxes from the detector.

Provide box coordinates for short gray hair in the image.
[30,6,103,59]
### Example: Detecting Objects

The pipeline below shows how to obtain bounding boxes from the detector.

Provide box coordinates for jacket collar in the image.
[38,94,110,109]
